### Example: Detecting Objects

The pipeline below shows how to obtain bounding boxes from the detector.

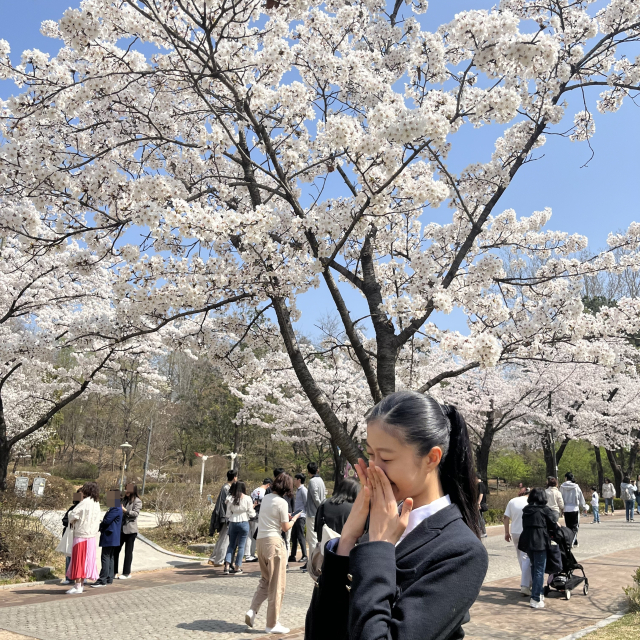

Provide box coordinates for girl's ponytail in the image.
[440,405,482,538]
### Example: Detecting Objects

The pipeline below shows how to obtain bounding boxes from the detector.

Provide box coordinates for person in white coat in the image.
[65,482,102,594]
[503,489,532,596]
[560,472,587,546]
[601,478,616,515]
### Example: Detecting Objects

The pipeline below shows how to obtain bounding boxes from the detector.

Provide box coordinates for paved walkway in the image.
[0,512,638,640]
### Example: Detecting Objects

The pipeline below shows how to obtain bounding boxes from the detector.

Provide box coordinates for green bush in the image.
[52,462,99,482]
[483,509,505,526]
[624,566,640,612]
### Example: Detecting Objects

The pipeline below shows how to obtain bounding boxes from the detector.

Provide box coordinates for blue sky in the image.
[1,1,639,338]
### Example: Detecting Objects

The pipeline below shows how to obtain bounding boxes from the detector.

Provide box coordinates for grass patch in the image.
[586,613,640,639]
[142,525,211,556]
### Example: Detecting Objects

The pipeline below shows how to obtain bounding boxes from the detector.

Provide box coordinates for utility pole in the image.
[548,393,558,478]
[141,417,153,496]
[194,452,209,496]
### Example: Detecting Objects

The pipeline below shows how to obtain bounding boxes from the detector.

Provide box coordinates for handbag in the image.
[307,523,340,583]
[56,525,74,557]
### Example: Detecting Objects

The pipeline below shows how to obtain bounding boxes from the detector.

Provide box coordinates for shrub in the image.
[623,566,640,612]
[0,481,67,581]
[52,462,99,482]
[483,509,505,526]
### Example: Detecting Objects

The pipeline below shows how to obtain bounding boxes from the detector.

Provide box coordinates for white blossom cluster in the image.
[0,0,639,456]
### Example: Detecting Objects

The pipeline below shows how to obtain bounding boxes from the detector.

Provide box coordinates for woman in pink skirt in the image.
[66,482,102,594]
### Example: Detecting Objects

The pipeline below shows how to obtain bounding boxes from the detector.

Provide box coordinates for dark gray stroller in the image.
[544,526,589,600]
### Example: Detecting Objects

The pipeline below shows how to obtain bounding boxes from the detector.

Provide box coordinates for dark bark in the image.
[605,448,624,497]
[360,233,397,397]
[331,440,347,492]
[475,411,495,491]
[594,446,604,494]
[626,442,639,478]
[271,295,362,464]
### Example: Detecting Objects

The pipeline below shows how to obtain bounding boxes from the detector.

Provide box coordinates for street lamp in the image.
[194,452,209,496]
[119,442,132,491]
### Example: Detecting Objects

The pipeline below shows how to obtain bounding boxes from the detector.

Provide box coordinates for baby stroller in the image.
[544,526,589,600]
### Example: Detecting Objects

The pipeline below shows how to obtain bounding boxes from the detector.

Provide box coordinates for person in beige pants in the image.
[246,473,301,635]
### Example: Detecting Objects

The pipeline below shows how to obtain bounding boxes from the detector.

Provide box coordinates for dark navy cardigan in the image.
[305,504,488,640]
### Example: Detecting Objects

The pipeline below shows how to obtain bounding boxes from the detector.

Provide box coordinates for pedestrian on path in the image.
[208,469,237,566]
[289,473,307,563]
[636,475,640,515]
[305,462,326,565]
[305,391,488,640]
[560,472,586,546]
[590,487,600,524]
[59,492,81,586]
[621,476,636,522]
[602,478,616,515]
[477,477,488,538]
[314,478,360,537]
[545,477,564,522]
[266,468,295,554]
[504,488,532,596]
[224,481,255,575]
[92,489,123,587]
[245,472,301,635]
[115,483,142,579]
[517,488,560,609]
[246,478,271,562]
[65,482,102,594]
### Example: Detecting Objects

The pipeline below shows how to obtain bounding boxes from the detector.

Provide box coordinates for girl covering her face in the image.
[305,391,488,640]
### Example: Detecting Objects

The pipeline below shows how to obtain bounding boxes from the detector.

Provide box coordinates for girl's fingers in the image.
[399,497,413,530]
[354,460,368,486]
[376,466,395,504]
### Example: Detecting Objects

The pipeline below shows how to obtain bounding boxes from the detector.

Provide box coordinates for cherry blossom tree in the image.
[0,222,161,490]
[2,1,640,464]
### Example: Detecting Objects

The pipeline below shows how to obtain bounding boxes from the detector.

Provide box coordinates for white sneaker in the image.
[529,598,544,609]
[245,610,256,628]
[265,623,290,634]
[520,586,531,596]
[60,579,71,585]
[118,574,131,580]
[66,586,83,594]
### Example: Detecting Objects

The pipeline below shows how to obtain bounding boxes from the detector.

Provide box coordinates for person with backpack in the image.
[517,488,560,609]
[246,478,271,562]
[621,476,636,522]
[560,472,586,546]
[208,469,237,566]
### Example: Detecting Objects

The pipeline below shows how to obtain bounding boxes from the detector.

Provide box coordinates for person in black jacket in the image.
[517,488,560,609]
[305,390,488,640]
[314,478,360,536]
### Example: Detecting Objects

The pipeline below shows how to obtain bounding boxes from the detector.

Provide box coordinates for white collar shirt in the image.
[397,495,452,546]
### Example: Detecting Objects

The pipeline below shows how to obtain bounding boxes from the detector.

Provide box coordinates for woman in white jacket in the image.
[601,478,616,515]
[65,482,102,594]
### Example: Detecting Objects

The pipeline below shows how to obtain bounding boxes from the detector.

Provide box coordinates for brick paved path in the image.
[1,513,638,640]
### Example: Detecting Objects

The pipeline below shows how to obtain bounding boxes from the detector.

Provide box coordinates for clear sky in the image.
[1,1,639,338]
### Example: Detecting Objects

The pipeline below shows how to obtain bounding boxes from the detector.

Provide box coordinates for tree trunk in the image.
[594,446,604,494]
[0,445,10,491]
[605,448,623,497]
[541,431,556,478]
[331,440,347,492]
[625,442,639,478]
[475,412,495,492]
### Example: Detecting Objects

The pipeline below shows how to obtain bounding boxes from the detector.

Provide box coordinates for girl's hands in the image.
[337,459,371,556]
[368,463,413,546]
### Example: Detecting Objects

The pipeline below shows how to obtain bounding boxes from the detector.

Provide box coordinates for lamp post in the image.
[141,418,153,497]
[225,451,241,471]
[194,452,209,496]
[119,442,132,491]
